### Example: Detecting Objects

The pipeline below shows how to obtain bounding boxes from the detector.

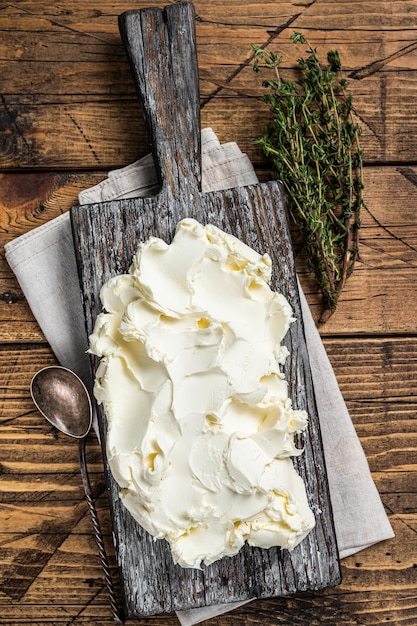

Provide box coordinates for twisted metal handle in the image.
[79,437,124,624]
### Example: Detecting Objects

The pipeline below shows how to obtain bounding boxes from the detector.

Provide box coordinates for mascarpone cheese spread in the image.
[89,218,315,568]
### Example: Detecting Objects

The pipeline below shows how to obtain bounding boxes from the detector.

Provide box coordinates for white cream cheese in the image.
[89,218,315,569]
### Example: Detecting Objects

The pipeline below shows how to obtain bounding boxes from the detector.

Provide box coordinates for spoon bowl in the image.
[30,366,92,438]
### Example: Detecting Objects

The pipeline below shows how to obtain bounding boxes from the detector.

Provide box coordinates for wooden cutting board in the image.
[70,2,341,618]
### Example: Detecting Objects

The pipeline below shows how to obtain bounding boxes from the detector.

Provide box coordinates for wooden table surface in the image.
[1,1,416,624]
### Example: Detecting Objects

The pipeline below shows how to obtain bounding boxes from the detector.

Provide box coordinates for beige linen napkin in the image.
[5,128,394,625]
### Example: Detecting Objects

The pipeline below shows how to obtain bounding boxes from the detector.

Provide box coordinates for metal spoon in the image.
[30,365,123,624]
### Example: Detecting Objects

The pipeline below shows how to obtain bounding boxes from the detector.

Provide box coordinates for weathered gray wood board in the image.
[71,2,341,618]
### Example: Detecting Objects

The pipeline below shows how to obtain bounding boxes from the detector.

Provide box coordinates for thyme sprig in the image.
[252,33,363,322]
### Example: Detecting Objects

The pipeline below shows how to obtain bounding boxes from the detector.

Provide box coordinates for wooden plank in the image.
[2,338,417,503]
[71,3,339,617]
[0,523,416,624]
[2,338,417,507]
[1,1,417,168]
[1,337,416,623]
[2,165,417,341]
[0,78,415,169]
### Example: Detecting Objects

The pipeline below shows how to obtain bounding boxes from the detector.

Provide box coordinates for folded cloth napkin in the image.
[5,128,394,625]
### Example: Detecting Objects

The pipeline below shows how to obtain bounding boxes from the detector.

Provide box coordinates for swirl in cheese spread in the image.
[89,218,315,568]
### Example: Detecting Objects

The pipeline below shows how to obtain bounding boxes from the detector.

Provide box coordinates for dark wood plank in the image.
[1,1,417,168]
[2,163,417,343]
[0,78,415,170]
[1,336,416,623]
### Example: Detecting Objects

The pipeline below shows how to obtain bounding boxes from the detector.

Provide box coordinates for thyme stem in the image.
[252,34,364,322]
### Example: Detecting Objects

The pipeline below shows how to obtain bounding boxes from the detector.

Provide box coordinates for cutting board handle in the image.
[119,3,201,198]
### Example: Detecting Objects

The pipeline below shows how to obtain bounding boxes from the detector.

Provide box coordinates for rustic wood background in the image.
[1,0,416,624]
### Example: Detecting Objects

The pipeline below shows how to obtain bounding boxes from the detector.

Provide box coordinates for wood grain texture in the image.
[1,1,417,168]
[71,3,339,617]
[1,338,416,624]
[2,165,417,342]
[1,0,417,624]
